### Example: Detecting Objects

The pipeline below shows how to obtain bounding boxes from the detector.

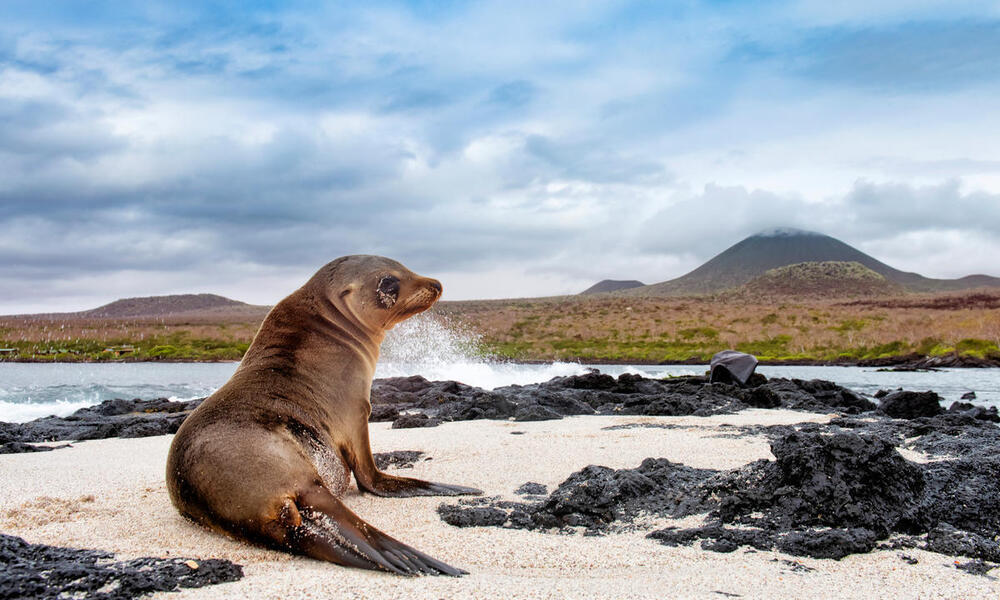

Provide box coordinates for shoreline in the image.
[4,413,998,599]
[2,353,999,368]
[3,371,999,598]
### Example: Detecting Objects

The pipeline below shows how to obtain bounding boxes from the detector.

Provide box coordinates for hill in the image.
[580,280,645,295]
[625,228,1000,296]
[78,294,264,319]
[732,261,904,299]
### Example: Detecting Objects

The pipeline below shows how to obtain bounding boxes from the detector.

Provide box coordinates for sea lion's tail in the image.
[288,485,467,576]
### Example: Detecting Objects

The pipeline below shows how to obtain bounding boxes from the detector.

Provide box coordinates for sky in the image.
[2,1,1000,313]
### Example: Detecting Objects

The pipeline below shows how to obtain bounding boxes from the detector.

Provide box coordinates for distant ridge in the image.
[625,228,1000,296]
[580,279,645,295]
[79,294,255,318]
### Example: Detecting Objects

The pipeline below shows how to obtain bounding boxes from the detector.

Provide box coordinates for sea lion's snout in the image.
[426,278,442,296]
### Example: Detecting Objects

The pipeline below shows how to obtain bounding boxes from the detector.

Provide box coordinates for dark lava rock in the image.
[920,458,1000,546]
[373,371,876,427]
[774,528,878,559]
[438,458,719,533]
[878,391,944,419]
[953,559,998,577]
[513,405,562,422]
[515,482,548,496]
[925,523,1000,562]
[1,397,203,443]
[962,391,978,400]
[438,505,509,528]
[0,532,242,600]
[651,423,1000,561]
[3,371,884,447]
[751,378,875,414]
[0,442,71,454]
[639,432,925,559]
[832,403,1000,459]
[444,422,1000,562]
[946,401,999,423]
[709,431,924,536]
[369,404,400,422]
[391,413,441,429]
[373,450,425,470]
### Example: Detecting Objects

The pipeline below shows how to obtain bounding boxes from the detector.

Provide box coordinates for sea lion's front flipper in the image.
[290,485,467,576]
[362,475,484,497]
[346,426,483,498]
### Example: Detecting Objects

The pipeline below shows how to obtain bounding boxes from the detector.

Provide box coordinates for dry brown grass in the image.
[436,289,1000,362]
[1,290,998,363]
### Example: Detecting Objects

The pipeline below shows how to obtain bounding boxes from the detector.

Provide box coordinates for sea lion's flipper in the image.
[290,485,467,576]
[346,426,483,498]
[361,476,484,498]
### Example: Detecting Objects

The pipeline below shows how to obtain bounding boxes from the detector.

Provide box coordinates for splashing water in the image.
[375,314,589,389]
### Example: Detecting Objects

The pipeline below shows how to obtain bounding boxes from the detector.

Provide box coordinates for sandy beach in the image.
[2,410,996,599]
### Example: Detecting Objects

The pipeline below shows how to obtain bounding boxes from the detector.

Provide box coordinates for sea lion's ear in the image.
[376,276,400,309]
[339,289,352,298]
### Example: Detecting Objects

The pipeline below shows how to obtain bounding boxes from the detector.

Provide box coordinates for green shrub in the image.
[148,345,179,358]
[955,338,999,358]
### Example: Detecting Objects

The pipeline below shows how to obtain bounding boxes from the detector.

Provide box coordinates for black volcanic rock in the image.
[372,450,425,470]
[706,432,924,537]
[0,442,72,454]
[743,378,875,414]
[441,413,1000,562]
[0,398,203,444]
[0,533,242,600]
[391,413,441,429]
[439,458,718,532]
[2,371,885,448]
[878,391,945,419]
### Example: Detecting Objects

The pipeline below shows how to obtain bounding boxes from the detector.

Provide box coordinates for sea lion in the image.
[166,256,482,576]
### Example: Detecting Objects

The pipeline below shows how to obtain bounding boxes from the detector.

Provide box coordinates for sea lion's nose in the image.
[428,279,442,294]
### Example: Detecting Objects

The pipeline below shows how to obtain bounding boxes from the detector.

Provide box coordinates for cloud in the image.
[730,19,1000,92]
[1,1,999,313]
[637,179,1000,278]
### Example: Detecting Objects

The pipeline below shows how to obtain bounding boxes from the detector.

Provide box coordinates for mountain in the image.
[77,294,261,318]
[580,279,645,295]
[734,261,904,298]
[625,228,1000,296]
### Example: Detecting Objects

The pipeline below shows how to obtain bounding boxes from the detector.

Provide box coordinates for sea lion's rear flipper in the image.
[290,486,467,576]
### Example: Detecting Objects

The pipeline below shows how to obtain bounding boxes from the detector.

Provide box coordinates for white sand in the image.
[1,410,996,599]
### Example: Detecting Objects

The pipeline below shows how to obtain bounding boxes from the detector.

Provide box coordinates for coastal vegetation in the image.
[437,291,1000,363]
[2,290,999,364]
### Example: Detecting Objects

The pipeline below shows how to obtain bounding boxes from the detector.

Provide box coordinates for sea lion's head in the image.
[312,255,443,331]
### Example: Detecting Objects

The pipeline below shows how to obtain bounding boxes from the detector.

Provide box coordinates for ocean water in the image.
[1,315,998,422]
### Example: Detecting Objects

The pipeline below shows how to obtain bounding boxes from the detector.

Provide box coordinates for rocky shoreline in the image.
[1,352,998,368]
[2,370,999,592]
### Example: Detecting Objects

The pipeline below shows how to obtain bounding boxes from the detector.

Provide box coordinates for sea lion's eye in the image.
[376,276,400,309]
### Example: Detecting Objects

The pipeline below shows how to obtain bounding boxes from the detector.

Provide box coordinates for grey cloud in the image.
[0,99,125,161]
[638,184,813,257]
[637,180,1000,274]
[838,179,1000,235]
